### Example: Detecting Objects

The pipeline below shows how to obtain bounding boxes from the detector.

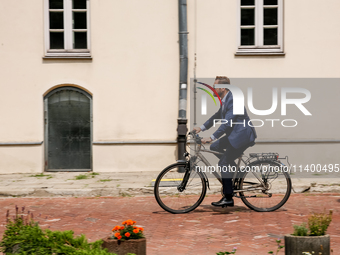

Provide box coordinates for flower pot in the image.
[102,237,146,255]
[284,234,330,255]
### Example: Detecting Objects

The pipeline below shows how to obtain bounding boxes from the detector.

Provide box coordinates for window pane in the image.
[74,32,87,49]
[73,0,87,9]
[50,12,64,29]
[50,32,64,49]
[264,0,277,5]
[73,12,87,29]
[241,0,254,5]
[264,8,277,25]
[241,29,255,45]
[241,9,255,26]
[264,28,277,45]
[49,0,63,9]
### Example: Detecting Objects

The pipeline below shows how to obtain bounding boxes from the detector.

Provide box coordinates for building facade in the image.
[0,0,339,174]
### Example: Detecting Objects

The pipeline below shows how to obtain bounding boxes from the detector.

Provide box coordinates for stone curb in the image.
[0,171,340,197]
[0,184,339,198]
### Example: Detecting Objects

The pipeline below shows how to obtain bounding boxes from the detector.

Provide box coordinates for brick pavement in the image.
[0,194,339,255]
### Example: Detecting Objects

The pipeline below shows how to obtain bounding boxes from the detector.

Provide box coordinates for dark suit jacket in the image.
[203,92,257,149]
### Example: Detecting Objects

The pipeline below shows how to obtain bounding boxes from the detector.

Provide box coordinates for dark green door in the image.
[45,87,92,171]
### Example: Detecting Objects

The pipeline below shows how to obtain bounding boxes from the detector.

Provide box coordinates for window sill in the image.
[43,55,92,60]
[235,51,285,56]
[44,51,92,60]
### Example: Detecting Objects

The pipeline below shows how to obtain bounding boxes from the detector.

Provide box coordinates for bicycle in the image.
[154,131,292,214]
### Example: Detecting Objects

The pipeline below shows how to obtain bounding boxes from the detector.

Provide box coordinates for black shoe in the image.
[211,197,234,208]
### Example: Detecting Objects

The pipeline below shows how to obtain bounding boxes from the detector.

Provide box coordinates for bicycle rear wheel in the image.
[238,160,291,212]
[154,162,207,214]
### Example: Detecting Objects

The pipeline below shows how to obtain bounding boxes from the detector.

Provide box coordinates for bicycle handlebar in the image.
[188,131,211,144]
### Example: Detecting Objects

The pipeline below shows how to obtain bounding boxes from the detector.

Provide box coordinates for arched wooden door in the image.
[44,87,92,171]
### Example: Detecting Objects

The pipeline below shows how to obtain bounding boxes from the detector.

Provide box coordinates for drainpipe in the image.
[177,0,188,162]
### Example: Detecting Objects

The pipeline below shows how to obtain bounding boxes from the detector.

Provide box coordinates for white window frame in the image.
[44,0,91,58]
[236,0,283,55]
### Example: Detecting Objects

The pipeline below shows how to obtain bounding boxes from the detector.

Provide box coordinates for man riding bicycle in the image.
[193,76,257,207]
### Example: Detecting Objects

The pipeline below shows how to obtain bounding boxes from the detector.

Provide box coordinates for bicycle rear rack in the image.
[246,153,291,172]
[249,152,279,161]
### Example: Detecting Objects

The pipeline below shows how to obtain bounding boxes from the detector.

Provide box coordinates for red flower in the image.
[112,226,120,231]
[126,220,133,226]
[125,232,131,238]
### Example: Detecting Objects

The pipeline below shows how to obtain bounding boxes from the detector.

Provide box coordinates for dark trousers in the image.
[210,136,248,196]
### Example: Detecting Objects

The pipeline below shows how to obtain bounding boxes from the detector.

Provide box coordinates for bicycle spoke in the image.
[185,170,199,187]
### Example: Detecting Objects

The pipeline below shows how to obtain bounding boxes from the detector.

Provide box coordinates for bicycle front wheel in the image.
[154,162,207,214]
[238,160,291,212]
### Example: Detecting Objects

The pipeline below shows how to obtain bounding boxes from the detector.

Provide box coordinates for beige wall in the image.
[93,145,177,173]
[184,0,340,171]
[0,0,339,173]
[187,0,340,77]
[0,146,43,174]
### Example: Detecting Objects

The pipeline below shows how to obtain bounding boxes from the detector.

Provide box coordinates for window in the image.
[44,0,90,58]
[237,0,283,55]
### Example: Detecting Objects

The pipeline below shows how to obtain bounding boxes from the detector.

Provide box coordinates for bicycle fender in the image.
[200,171,210,190]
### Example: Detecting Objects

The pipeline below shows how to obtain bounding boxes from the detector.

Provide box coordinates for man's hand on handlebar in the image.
[192,127,202,134]
[201,137,212,144]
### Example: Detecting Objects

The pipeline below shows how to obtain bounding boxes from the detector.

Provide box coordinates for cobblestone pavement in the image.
[0,194,339,255]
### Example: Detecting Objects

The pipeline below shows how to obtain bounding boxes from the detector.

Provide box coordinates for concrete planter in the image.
[102,237,146,255]
[284,234,330,255]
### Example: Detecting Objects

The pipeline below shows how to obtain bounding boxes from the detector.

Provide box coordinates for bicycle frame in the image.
[198,148,246,186]
[189,139,277,194]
